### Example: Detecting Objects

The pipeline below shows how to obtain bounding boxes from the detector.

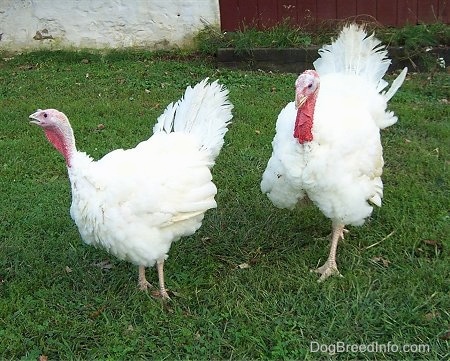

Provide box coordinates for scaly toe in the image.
[311,261,342,282]
[138,280,153,291]
[152,288,171,300]
[340,228,349,240]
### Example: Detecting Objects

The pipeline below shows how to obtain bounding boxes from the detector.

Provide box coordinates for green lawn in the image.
[0,50,448,360]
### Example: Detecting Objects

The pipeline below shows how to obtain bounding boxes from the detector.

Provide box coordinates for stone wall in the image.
[0,0,220,51]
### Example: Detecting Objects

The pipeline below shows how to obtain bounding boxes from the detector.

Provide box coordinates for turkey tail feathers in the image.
[313,24,406,93]
[153,78,233,162]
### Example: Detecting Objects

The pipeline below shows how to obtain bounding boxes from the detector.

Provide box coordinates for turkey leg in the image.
[138,265,153,290]
[156,259,170,300]
[313,223,345,282]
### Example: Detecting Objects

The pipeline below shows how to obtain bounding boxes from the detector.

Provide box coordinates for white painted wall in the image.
[0,0,220,51]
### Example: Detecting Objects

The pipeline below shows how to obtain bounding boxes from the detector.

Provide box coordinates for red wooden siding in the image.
[356,0,377,20]
[219,0,450,31]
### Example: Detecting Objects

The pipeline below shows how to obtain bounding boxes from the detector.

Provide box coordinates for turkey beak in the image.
[295,93,307,109]
[29,110,43,125]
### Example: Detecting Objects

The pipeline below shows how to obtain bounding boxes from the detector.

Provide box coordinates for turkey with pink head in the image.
[29,79,233,299]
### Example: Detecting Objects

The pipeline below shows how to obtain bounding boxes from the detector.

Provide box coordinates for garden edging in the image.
[217,46,450,73]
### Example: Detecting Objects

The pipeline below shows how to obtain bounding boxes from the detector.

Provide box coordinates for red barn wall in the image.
[219,0,449,31]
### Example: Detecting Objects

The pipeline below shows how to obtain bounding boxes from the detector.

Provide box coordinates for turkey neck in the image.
[293,93,317,144]
[44,126,76,168]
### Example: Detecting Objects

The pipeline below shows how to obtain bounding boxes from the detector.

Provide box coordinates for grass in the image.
[195,21,449,71]
[0,50,449,360]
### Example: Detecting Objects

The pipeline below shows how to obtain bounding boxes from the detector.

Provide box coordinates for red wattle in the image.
[45,129,72,167]
[293,102,314,144]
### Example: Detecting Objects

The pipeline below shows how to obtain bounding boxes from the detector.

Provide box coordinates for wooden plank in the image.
[397,0,418,25]
[218,0,449,32]
[278,0,298,25]
[377,0,398,26]
[317,0,337,22]
[219,0,240,31]
[356,0,377,21]
[258,0,278,28]
[337,0,357,20]
[297,0,317,26]
[439,0,449,23]
[238,0,259,28]
[418,0,439,23]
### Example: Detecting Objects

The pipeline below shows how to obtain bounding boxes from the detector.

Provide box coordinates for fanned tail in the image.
[153,78,233,162]
[313,24,407,94]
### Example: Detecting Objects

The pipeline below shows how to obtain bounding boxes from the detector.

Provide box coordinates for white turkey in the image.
[29,79,233,299]
[261,25,407,281]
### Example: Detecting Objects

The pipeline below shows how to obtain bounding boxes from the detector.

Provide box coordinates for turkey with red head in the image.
[261,25,407,281]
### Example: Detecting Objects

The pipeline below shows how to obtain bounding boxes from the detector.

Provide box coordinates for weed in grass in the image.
[378,22,450,71]
[380,22,450,50]
[195,21,449,71]
[195,19,313,56]
[195,21,449,52]
[0,50,448,360]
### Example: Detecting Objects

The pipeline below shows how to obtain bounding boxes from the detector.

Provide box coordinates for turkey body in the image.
[262,73,385,226]
[69,132,217,268]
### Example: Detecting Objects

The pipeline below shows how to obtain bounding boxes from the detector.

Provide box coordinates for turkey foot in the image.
[138,263,171,300]
[313,260,342,282]
[151,288,171,300]
[138,265,153,290]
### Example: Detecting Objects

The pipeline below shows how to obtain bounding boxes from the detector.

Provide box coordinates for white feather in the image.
[153,78,233,163]
[383,67,408,102]
[260,102,306,209]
